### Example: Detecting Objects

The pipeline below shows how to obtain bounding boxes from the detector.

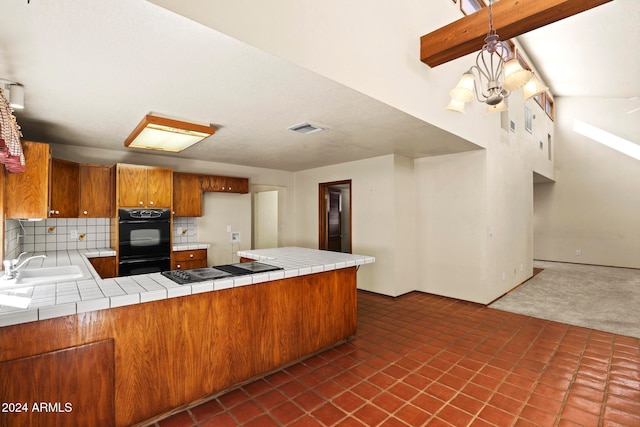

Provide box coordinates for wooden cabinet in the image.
[48,160,112,218]
[5,141,51,219]
[89,256,116,278]
[116,164,172,208]
[201,175,249,194]
[49,158,80,217]
[173,172,202,217]
[0,340,115,427]
[171,249,207,270]
[79,164,112,217]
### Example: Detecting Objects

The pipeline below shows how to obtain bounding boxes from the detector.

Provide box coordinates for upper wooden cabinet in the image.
[201,175,249,194]
[49,158,80,218]
[116,164,172,208]
[173,172,202,217]
[79,164,112,217]
[5,141,51,219]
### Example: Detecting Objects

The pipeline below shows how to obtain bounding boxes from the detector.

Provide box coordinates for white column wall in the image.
[293,155,397,295]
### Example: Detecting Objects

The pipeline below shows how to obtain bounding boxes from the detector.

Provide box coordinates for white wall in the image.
[534,97,640,268]
[293,155,399,295]
[415,150,489,302]
[254,190,279,249]
[198,192,251,265]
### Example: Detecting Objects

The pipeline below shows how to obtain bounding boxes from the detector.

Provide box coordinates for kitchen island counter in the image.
[0,247,373,427]
[0,247,374,328]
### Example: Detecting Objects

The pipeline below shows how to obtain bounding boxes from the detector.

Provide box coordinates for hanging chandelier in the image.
[446,0,548,114]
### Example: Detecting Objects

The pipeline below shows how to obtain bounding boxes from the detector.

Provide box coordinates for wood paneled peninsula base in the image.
[0,266,360,426]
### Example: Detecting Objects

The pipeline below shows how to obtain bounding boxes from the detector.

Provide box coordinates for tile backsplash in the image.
[4,218,111,258]
[173,217,198,245]
[4,217,200,259]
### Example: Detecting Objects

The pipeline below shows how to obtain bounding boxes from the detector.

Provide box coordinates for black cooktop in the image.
[161,262,283,285]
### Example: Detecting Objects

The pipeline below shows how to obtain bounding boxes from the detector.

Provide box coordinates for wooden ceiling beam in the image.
[420,0,613,67]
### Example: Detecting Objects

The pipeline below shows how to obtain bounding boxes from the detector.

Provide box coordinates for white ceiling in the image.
[0,0,637,172]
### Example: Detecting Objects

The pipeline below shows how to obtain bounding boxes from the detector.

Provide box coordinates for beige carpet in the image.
[489,260,640,339]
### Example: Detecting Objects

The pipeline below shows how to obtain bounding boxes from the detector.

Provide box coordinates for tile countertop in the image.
[0,247,374,328]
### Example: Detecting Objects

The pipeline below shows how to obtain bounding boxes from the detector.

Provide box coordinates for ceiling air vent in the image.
[288,122,324,135]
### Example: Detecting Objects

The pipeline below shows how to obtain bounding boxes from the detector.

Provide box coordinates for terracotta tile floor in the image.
[149,291,640,427]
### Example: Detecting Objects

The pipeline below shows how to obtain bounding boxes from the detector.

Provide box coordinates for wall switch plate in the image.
[226,225,232,233]
[231,232,240,243]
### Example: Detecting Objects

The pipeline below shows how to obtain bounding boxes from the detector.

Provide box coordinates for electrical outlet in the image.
[576,249,581,256]
[70,230,78,239]
[230,232,240,243]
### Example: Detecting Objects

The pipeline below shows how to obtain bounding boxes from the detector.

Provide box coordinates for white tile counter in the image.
[0,247,374,328]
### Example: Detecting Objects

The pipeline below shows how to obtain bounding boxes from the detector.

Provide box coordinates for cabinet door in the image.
[5,141,51,219]
[173,173,202,217]
[201,175,226,192]
[89,256,116,278]
[117,164,147,207]
[50,158,80,217]
[146,167,172,208]
[226,177,249,194]
[79,165,112,217]
[0,340,115,427]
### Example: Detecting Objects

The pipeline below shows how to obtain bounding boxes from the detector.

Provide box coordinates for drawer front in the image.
[172,259,207,270]
[173,249,207,262]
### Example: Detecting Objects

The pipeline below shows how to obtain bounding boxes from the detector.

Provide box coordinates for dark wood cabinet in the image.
[201,175,249,194]
[79,164,112,217]
[173,173,202,217]
[89,256,116,278]
[5,141,51,219]
[0,340,115,427]
[49,158,80,218]
[171,249,207,270]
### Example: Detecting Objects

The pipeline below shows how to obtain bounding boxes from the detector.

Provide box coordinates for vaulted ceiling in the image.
[0,0,637,172]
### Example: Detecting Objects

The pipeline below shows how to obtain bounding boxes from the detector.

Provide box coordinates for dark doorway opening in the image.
[319,180,352,253]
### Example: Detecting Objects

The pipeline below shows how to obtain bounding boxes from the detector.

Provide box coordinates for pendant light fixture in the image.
[446,0,547,114]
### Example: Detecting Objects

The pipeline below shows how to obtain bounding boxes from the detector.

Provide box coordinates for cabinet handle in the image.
[83,210,88,215]
[55,210,59,215]
[139,201,144,205]
[228,187,232,191]
[149,201,154,205]
[177,264,181,269]
[189,254,194,258]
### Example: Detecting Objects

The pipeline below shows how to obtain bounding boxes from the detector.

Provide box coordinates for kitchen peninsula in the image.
[0,247,374,427]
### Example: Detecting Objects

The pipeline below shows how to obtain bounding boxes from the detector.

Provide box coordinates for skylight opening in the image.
[573,120,640,161]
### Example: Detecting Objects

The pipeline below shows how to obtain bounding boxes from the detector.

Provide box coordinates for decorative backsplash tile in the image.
[4,218,112,256]
[173,217,198,245]
[4,217,201,257]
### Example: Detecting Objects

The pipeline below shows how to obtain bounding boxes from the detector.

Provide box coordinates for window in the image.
[460,0,485,15]
[525,105,533,133]
[544,96,554,121]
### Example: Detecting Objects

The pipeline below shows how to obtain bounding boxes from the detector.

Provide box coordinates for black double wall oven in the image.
[118,208,171,276]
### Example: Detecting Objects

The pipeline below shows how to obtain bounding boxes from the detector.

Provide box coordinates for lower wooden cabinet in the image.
[88,256,116,279]
[0,340,115,427]
[171,249,207,270]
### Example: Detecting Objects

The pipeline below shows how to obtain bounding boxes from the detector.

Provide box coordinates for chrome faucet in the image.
[2,252,47,280]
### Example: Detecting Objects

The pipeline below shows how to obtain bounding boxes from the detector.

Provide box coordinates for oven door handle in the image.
[119,256,170,264]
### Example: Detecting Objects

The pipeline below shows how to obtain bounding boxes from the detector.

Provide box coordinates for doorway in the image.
[253,190,278,249]
[319,180,352,253]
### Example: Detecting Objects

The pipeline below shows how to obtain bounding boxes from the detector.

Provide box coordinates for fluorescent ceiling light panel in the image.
[125,114,216,152]
[573,120,640,161]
